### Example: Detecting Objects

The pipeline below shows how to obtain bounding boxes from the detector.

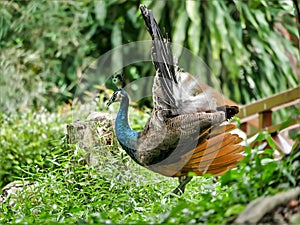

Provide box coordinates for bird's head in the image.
[107,89,128,106]
[112,73,125,89]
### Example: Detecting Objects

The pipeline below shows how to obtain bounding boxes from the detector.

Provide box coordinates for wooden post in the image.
[240,122,248,134]
[259,110,272,130]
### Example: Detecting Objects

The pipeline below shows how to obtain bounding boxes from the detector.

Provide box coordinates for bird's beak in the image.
[107,89,121,107]
[107,97,114,107]
[107,92,118,107]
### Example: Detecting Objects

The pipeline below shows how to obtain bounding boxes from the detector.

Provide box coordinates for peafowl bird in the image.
[107,5,245,195]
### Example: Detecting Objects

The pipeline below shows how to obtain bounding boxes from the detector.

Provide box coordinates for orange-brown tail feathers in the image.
[174,123,245,177]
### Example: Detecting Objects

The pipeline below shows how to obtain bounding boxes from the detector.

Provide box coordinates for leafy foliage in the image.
[153,0,299,103]
[0,110,70,187]
[0,0,299,223]
[1,1,100,113]
[0,108,299,224]
[0,0,298,113]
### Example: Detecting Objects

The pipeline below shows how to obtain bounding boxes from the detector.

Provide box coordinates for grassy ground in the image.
[0,108,299,224]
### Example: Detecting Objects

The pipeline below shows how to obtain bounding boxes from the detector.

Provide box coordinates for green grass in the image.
[0,109,71,187]
[0,109,299,224]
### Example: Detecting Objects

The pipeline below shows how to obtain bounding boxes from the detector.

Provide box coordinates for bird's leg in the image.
[172,176,193,195]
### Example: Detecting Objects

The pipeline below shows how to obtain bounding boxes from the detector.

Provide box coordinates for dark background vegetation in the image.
[1,0,299,114]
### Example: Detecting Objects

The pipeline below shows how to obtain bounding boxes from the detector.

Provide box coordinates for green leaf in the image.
[111,23,123,70]
[173,9,188,56]
[186,1,200,25]
[224,204,245,217]
[279,119,295,131]
[281,167,296,186]
[150,0,166,23]
[94,0,106,26]
[253,10,269,32]
[266,134,277,150]
[188,22,200,55]
[242,5,261,36]
[234,1,246,28]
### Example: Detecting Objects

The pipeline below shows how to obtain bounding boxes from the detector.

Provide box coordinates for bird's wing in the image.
[137,111,229,166]
[140,5,178,113]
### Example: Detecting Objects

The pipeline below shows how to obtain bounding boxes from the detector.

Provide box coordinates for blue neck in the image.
[115,93,141,164]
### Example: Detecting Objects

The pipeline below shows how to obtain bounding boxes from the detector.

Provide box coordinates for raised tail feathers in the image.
[140,5,178,110]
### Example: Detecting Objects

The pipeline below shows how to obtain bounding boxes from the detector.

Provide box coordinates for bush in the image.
[0,1,298,113]
[0,110,70,187]
[0,107,299,224]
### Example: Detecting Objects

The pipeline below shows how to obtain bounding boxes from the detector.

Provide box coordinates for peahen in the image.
[107,5,245,195]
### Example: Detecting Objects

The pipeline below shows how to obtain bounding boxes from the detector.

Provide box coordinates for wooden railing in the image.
[236,86,300,153]
[237,86,300,135]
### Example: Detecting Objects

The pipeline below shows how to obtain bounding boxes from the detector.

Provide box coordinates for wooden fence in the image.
[236,86,300,154]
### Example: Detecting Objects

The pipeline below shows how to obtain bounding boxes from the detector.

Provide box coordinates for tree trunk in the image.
[66,112,116,166]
